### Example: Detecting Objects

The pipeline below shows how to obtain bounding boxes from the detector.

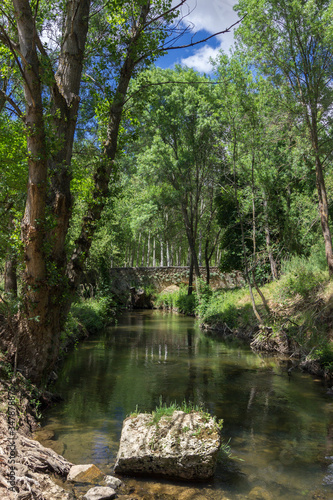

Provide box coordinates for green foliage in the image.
[69,296,116,335]
[199,288,255,329]
[276,248,328,300]
[195,278,213,318]
[312,344,333,372]
[154,286,196,315]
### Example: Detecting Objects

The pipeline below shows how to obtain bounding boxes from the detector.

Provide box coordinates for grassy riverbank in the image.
[154,252,333,379]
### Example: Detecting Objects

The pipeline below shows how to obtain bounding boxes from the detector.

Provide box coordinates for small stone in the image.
[104,475,122,488]
[83,486,116,500]
[67,464,104,483]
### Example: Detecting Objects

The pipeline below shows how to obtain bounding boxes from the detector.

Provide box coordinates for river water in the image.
[38,310,333,499]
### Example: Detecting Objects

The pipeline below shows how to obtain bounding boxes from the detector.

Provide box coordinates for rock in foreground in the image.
[114,410,222,480]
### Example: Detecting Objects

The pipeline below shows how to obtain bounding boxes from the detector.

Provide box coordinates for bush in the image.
[312,344,333,372]
[154,285,196,315]
[69,296,115,335]
[277,250,328,300]
[199,288,254,329]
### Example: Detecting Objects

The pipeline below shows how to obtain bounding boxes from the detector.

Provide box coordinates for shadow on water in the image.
[37,310,333,499]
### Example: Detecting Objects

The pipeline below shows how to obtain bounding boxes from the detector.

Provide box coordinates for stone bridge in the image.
[109,266,244,297]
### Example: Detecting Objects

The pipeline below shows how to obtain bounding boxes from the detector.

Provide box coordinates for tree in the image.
[235,0,333,276]
[0,0,191,383]
[126,66,221,291]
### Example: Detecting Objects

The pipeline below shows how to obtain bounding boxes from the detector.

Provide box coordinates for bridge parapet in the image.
[109,266,244,294]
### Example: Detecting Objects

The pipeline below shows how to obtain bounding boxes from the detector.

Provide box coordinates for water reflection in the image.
[39,310,333,499]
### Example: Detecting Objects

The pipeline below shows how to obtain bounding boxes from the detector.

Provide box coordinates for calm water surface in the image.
[39,310,333,499]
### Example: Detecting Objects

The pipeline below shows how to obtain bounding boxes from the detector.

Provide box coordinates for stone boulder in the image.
[83,486,116,500]
[67,464,104,483]
[114,410,222,480]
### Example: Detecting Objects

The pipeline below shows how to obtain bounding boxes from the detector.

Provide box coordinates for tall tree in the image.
[235,0,333,275]
[0,0,190,383]
[127,66,221,288]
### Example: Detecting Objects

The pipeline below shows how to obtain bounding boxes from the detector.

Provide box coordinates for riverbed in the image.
[38,310,333,499]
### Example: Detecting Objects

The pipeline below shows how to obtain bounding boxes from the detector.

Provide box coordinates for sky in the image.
[157,0,239,73]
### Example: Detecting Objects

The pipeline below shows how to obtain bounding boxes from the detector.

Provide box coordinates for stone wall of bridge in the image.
[109,266,244,295]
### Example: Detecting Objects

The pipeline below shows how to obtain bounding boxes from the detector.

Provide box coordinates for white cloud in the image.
[172,0,239,72]
[175,0,239,35]
[180,43,223,73]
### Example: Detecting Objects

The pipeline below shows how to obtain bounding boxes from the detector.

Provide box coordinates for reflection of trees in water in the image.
[49,311,333,488]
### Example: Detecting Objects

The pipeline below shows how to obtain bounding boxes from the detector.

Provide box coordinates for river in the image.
[38,310,333,499]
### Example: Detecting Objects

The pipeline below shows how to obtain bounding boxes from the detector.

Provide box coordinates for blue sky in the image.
[156,0,239,73]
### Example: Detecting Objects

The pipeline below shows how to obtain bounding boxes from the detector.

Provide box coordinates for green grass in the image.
[199,287,256,329]
[61,296,117,349]
[130,396,223,429]
[154,285,196,315]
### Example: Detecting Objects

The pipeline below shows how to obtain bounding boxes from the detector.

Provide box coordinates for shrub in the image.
[276,251,328,300]
[154,285,196,315]
[312,344,333,372]
[70,296,115,334]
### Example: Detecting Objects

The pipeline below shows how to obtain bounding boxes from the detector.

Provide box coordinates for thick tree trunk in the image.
[13,0,152,384]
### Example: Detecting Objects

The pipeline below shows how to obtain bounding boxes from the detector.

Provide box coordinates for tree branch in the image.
[0,90,24,119]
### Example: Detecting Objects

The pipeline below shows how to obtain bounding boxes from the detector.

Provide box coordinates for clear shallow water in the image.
[38,310,333,499]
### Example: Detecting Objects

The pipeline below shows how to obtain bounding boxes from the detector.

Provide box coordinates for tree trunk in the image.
[315,155,333,276]
[141,239,146,266]
[136,233,141,267]
[198,230,202,266]
[166,241,170,267]
[160,240,164,266]
[232,138,262,324]
[181,204,200,277]
[4,257,17,297]
[188,257,194,295]
[263,195,277,280]
[147,231,151,267]
[14,0,153,383]
[205,239,210,285]
[153,237,156,267]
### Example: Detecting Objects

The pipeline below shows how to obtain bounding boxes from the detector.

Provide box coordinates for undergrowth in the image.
[61,295,117,347]
[154,285,196,315]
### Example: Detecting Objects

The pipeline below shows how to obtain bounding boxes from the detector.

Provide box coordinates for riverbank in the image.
[198,271,333,382]
[153,257,333,381]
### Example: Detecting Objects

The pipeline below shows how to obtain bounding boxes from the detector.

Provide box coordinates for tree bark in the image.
[136,234,141,267]
[4,257,17,297]
[181,204,200,277]
[263,195,277,280]
[153,237,156,267]
[188,257,194,295]
[315,154,333,276]
[160,240,164,266]
[147,231,150,266]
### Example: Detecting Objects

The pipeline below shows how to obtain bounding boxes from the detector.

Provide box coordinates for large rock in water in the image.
[114,410,222,480]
